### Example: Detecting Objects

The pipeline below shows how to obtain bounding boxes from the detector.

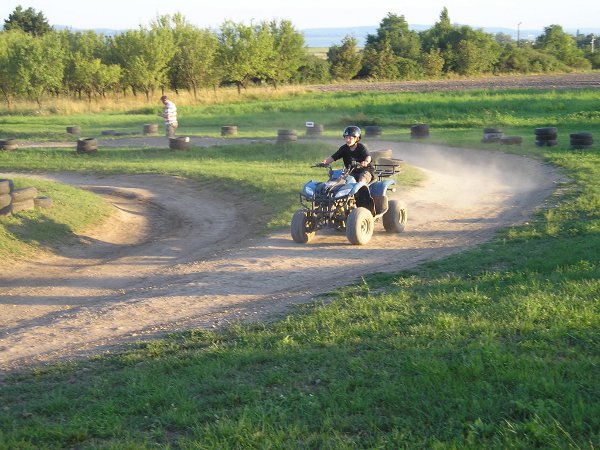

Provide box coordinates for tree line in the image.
[0,6,597,107]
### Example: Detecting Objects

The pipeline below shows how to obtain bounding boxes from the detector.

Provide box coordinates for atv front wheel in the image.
[291,209,315,243]
[346,207,374,245]
[383,200,407,233]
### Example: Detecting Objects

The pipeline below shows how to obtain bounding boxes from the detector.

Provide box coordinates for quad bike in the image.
[290,159,407,245]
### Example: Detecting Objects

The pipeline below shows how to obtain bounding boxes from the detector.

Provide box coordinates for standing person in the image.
[158,95,178,138]
[321,125,374,184]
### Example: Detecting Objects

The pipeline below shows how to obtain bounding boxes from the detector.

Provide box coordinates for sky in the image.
[1,0,599,32]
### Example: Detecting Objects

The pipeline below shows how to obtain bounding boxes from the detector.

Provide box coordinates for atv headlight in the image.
[335,187,352,198]
[303,186,315,198]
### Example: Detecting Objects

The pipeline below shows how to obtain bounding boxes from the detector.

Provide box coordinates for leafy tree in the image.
[216,20,274,93]
[419,48,445,77]
[0,30,25,107]
[327,35,362,80]
[293,53,331,84]
[3,5,51,36]
[535,25,591,69]
[8,31,64,106]
[108,22,174,98]
[454,27,500,75]
[361,40,399,80]
[265,19,305,89]
[168,14,219,98]
[365,13,421,60]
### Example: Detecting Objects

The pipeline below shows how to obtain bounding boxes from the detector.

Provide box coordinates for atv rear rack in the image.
[373,157,403,179]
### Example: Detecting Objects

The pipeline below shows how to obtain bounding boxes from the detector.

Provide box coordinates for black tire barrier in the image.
[365,125,383,138]
[221,126,238,136]
[500,136,523,145]
[0,139,18,151]
[66,126,80,135]
[277,129,298,143]
[306,124,324,136]
[535,127,558,137]
[11,187,38,203]
[0,179,14,195]
[169,136,190,150]
[143,124,159,136]
[535,139,558,147]
[481,127,503,143]
[569,132,593,149]
[410,124,429,139]
[77,137,98,153]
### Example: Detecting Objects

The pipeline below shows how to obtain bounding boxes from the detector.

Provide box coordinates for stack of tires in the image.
[169,136,190,150]
[66,126,81,135]
[277,129,297,143]
[76,138,98,154]
[500,136,523,145]
[534,127,558,147]
[411,124,430,139]
[221,126,238,136]
[569,132,593,150]
[0,139,18,151]
[365,126,382,138]
[0,179,53,216]
[481,128,503,143]
[306,124,324,137]
[143,124,159,136]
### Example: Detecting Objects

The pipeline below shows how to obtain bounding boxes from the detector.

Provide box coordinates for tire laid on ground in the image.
[370,149,393,162]
[383,200,407,233]
[66,126,80,135]
[291,209,315,243]
[169,136,190,150]
[306,124,324,136]
[277,129,298,143]
[221,126,238,136]
[482,130,504,143]
[10,199,35,213]
[500,136,523,145]
[101,130,117,136]
[77,138,98,153]
[0,179,14,194]
[365,126,382,138]
[0,139,18,151]
[346,207,375,245]
[34,196,53,208]
[535,139,558,147]
[11,187,38,203]
[411,124,429,139]
[0,193,11,209]
[143,124,159,136]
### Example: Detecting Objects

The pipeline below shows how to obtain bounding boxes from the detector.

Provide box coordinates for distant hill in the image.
[301,25,600,48]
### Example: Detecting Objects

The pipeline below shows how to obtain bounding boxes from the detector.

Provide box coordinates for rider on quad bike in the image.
[291,125,407,245]
[321,126,375,185]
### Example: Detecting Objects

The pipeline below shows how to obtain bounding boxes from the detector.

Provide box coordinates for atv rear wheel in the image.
[291,209,315,243]
[346,207,374,245]
[383,199,407,233]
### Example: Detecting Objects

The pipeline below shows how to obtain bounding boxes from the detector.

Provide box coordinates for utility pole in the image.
[517,22,522,47]
[591,34,595,53]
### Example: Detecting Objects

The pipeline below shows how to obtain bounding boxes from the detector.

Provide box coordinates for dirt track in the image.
[0,136,566,372]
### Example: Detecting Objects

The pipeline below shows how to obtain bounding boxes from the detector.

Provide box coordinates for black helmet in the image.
[343,126,361,139]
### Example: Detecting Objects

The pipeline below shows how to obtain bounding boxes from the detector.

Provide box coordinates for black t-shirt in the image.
[331,142,374,176]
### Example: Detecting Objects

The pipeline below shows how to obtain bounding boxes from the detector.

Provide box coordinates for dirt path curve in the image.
[0,139,565,372]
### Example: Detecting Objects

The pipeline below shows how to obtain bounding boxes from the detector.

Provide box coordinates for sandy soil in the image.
[0,136,567,373]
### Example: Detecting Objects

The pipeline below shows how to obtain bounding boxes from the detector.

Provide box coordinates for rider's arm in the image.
[322,156,334,165]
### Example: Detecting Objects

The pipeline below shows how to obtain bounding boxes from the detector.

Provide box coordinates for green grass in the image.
[0,178,112,259]
[0,87,599,448]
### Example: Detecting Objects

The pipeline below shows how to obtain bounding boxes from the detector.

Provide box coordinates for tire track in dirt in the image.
[0,140,565,372]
